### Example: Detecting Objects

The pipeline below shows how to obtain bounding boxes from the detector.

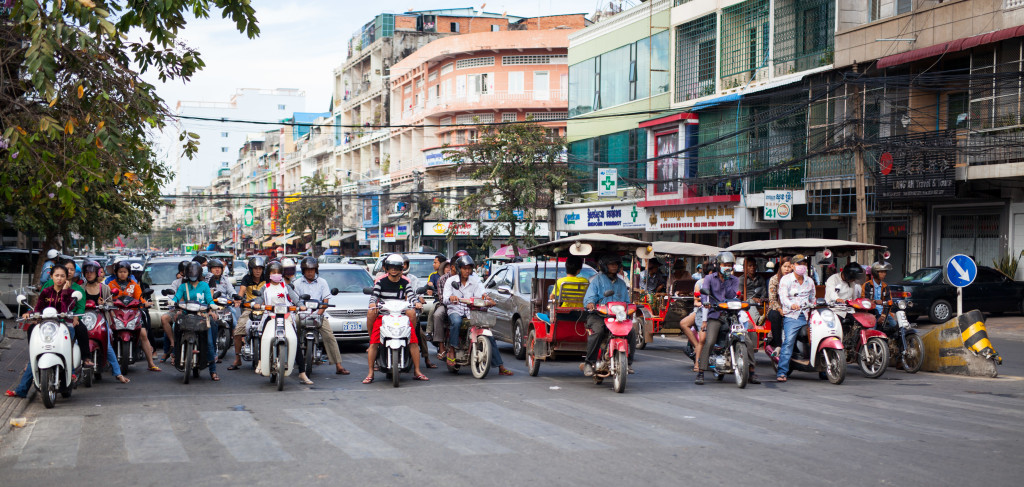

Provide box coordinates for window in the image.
[428,71,438,81]
[720,0,770,82]
[508,71,524,95]
[440,117,452,126]
[456,131,466,144]
[533,71,550,100]
[503,54,568,65]
[468,73,490,95]
[526,112,566,121]
[450,22,460,33]
[569,57,596,116]
[654,131,679,194]
[440,63,454,76]
[221,132,229,137]
[634,30,670,100]
[599,45,630,108]
[491,24,500,32]
[278,104,286,110]
[456,114,476,125]
[773,0,834,74]
[502,112,518,122]
[456,57,495,69]
[221,147,229,153]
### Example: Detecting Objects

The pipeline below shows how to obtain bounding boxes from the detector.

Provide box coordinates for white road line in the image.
[704,395,903,443]
[607,396,803,445]
[14,417,82,469]
[120,413,189,464]
[203,411,292,462]
[525,398,709,448]
[449,402,606,451]
[285,408,404,459]
[849,395,1021,433]
[367,405,513,456]
[784,395,990,441]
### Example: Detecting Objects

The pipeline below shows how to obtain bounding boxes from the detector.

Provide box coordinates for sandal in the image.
[425,361,438,369]
[298,377,313,385]
[5,390,22,398]
[147,365,161,372]
[116,375,130,384]
[210,373,220,382]
[446,356,456,367]
[159,353,170,363]
[498,367,513,376]
[776,375,787,382]
[335,367,350,375]
[413,374,429,381]
[227,364,241,370]
[362,376,374,384]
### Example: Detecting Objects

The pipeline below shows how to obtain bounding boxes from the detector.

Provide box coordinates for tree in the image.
[284,173,337,257]
[0,0,258,278]
[442,121,573,257]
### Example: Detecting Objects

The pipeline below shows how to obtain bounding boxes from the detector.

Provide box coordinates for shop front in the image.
[643,197,769,247]
[554,201,647,238]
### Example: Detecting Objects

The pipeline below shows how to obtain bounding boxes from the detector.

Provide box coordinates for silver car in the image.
[142,256,189,327]
[318,263,375,343]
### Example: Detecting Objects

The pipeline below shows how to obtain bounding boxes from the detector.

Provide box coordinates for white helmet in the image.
[130,263,144,272]
[47,249,59,259]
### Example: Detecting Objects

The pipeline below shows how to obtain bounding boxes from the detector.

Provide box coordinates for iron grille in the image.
[674,14,717,103]
[720,0,770,85]
[773,0,834,76]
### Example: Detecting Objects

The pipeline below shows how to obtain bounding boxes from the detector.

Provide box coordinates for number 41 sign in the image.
[763,190,793,220]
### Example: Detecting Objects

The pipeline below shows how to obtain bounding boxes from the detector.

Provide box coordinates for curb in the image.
[919,310,999,377]
[0,390,34,440]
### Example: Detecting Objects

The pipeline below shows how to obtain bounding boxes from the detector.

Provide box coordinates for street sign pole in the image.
[957,287,962,319]
[944,254,977,319]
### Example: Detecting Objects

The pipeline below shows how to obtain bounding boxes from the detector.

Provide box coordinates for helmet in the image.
[299,256,318,272]
[265,261,283,276]
[454,254,475,269]
[383,253,405,271]
[185,261,203,282]
[841,262,867,283]
[454,249,470,259]
[114,260,131,275]
[715,251,736,266]
[281,257,297,278]
[82,260,102,280]
[192,255,208,266]
[178,260,190,275]
[130,262,144,272]
[401,254,410,272]
[597,254,620,274]
[47,249,59,260]
[870,261,893,274]
[208,259,224,270]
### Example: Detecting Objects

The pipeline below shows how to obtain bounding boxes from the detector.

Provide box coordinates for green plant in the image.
[993,250,1024,278]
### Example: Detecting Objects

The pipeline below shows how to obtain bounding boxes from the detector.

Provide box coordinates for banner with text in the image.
[646,203,754,231]
[555,203,646,232]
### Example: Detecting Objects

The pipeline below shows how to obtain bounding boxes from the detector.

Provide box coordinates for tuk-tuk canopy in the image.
[725,238,886,257]
[529,233,652,257]
[651,241,723,257]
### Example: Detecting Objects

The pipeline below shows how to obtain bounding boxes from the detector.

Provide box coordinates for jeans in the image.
[105,342,123,376]
[777,315,808,377]
[447,312,464,347]
[487,336,503,367]
[206,321,218,375]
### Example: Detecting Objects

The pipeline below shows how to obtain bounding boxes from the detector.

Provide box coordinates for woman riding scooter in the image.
[81,261,130,384]
[172,261,220,381]
[255,261,313,385]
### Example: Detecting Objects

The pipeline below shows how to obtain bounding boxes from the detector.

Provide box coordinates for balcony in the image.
[398,90,568,124]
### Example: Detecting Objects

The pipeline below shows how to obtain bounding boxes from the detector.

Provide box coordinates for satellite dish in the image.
[569,242,593,256]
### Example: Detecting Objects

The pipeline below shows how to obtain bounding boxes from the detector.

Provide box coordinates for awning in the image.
[877,25,1024,68]
[286,233,308,245]
[274,233,294,245]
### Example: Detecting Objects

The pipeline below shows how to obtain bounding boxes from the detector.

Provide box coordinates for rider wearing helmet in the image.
[257,259,313,384]
[107,261,160,372]
[79,261,130,384]
[581,254,636,376]
[864,261,895,331]
[442,254,507,375]
[695,251,760,385]
[825,261,866,322]
[206,258,238,353]
[280,258,298,283]
[39,248,61,287]
[364,253,428,384]
[229,255,266,369]
[292,257,348,375]
[172,261,219,381]
[159,260,192,359]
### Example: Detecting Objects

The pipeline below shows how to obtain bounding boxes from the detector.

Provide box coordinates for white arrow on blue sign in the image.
[944,254,977,288]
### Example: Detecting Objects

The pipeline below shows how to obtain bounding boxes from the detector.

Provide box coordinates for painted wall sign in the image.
[646,203,754,231]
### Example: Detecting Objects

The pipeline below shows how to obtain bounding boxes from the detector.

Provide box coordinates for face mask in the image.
[720,266,732,275]
[794,265,808,276]
[269,274,283,283]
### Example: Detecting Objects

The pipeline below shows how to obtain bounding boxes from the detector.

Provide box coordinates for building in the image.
[171,88,306,193]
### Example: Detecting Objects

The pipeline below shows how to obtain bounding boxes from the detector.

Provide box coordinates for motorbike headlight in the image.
[726,301,742,310]
[186,302,201,312]
[274,305,289,315]
[819,310,836,325]
[897,300,907,310]
[39,322,59,343]
[81,313,97,330]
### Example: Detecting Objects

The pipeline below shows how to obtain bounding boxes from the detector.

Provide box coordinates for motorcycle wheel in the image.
[859,337,889,378]
[526,329,540,377]
[182,342,194,384]
[634,315,647,350]
[471,336,491,379]
[613,350,627,393]
[391,348,401,388]
[117,342,129,373]
[733,343,749,389]
[40,367,57,409]
[823,348,846,385]
[217,328,231,360]
[251,337,260,371]
[276,344,286,391]
[304,338,315,377]
[83,367,93,388]
[903,334,925,374]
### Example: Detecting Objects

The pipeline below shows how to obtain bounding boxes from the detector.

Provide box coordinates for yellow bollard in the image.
[958,310,1001,365]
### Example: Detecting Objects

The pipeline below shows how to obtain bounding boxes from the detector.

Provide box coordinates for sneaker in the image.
[580,362,595,377]
[695,372,704,385]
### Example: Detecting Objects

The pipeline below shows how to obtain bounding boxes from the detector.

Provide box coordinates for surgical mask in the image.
[269,274,283,283]
[720,266,732,275]
[794,265,807,276]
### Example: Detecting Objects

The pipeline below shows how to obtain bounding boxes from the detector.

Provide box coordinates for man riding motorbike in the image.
[229,256,266,369]
[364,254,428,384]
[863,261,896,332]
[443,255,510,376]
[825,261,866,335]
[293,257,349,375]
[695,251,760,385]
[581,254,637,377]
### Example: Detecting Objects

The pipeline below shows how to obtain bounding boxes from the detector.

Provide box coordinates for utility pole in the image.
[852,65,869,264]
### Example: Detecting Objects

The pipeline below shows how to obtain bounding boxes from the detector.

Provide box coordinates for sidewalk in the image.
[0,325,33,439]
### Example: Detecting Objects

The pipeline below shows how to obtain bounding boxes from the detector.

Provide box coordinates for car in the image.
[317,255,348,264]
[318,263,376,343]
[142,256,189,328]
[476,261,597,360]
[371,252,440,281]
[231,260,248,280]
[347,256,377,273]
[0,248,39,308]
[889,266,1024,323]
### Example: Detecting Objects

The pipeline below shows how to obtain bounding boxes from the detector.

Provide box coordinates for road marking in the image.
[367,405,512,456]
[525,398,707,447]
[120,413,189,464]
[849,395,1021,433]
[286,408,403,459]
[14,417,81,469]
[449,402,606,451]
[606,396,802,445]
[792,395,990,441]
[203,411,292,462]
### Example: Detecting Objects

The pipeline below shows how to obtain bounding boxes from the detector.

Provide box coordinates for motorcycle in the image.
[843,298,890,378]
[245,299,298,391]
[211,297,235,361]
[881,299,925,373]
[296,295,335,376]
[763,298,847,385]
[371,296,415,388]
[109,292,145,372]
[240,304,265,369]
[161,289,214,384]
[700,294,756,389]
[80,298,112,387]
[16,293,83,409]
[590,294,636,393]
[443,288,494,380]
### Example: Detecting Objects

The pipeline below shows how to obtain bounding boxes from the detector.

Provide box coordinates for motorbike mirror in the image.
[815,297,827,307]
[362,287,373,295]
[142,288,154,297]
[111,288,120,296]
[451,281,461,290]
[497,286,512,295]
[331,288,340,296]
[161,289,175,296]
[213,291,222,299]
[299,293,311,301]
[700,288,710,296]
[603,289,615,297]
[71,290,83,300]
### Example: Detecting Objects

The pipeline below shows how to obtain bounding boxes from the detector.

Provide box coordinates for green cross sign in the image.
[630,206,638,222]
[601,175,615,190]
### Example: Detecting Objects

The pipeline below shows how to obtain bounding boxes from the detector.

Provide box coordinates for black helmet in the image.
[248,255,266,271]
[597,254,620,274]
[265,261,283,276]
[192,255,208,266]
[299,256,318,272]
[383,253,405,271]
[841,262,866,284]
[208,259,224,270]
[715,251,737,266]
[114,260,131,276]
[82,260,102,281]
[454,254,475,269]
[185,261,203,282]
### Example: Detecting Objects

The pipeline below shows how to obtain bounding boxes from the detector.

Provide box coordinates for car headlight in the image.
[39,322,59,343]
[81,313,98,330]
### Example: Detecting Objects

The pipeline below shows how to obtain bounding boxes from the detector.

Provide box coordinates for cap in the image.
[792,254,808,265]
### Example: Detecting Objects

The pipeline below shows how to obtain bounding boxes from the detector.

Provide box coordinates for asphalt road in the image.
[1,324,1023,487]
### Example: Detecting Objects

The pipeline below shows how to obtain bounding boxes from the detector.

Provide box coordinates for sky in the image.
[148,0,611,115]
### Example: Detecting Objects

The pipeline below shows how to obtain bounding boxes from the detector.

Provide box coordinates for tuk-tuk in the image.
[524,233,651,378]
[633,241,723,348]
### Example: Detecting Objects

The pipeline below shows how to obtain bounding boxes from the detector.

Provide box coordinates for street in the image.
[1,323,1023,486]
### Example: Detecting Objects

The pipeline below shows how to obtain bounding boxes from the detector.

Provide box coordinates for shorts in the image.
[369,316,418,345]
[233,310,253,337]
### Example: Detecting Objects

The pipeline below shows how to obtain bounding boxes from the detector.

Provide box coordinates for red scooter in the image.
[844,298,890,378]
[81,299,112,387]
[110,293,145,372]
[591,297,637,393]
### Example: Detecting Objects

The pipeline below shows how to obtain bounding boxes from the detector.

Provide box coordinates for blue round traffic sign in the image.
[944,254,977,288]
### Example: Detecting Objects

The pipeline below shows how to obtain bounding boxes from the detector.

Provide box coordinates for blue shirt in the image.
[173,281,213,306]
[583,273,629,307]
[703,272,740,320]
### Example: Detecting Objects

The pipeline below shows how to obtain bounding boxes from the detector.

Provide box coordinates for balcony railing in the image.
[399,90,568,122]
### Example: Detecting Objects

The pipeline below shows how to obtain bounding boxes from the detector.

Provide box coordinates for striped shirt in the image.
[369,276,417,307]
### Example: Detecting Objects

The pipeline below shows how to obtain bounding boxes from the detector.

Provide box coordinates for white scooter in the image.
[764,298,847,384]
[245,301,298,391]
[16,293,83,409]
[376,299,414,388]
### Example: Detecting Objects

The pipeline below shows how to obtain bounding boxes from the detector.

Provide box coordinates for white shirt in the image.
[825,273,862,318]
[443,274,485,317]
[779,273,816,320]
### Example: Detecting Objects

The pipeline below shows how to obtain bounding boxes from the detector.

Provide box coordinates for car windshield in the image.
[408,259,435,279]
[518,267,597,295]
[902,268,941,284]
[143,262,179,285]
[319,269,374,294]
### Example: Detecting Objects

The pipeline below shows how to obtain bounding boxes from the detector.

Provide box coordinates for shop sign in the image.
[384,226,396,242]
[647,203,753,231]
[424,221,478,237]
[555,203,646,231]
[396,225,409,239]
[598,168,617,197]
[763,190,793,220]
[875,130,956,200]
[425,148,457,168]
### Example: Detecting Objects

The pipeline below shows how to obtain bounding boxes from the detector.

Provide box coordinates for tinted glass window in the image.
[902,268,940,284]
[408,259,435,279]
[975,268,1006,283]
[319,269,374,294]
[143,262,179,285]
[486,268,507,288]
[0,252,35,274]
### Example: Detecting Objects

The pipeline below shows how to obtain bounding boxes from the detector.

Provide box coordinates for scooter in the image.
[241,305,265,369]
[211,298,235,361]
[701,295,757,389]
[296,295,335,376]
[763,299,846,385]
[373,298,415,388]
[443,291,494,380]
[844,298,890,378]
[590,297,636,393]
[16,293,83,409]
[162,289,213,384]
[881,299,925,373]
[110,292,145,372]
[245,300,298,391]
[81,298,112,387]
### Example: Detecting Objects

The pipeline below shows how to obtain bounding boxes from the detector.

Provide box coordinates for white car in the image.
[318,263,375,343]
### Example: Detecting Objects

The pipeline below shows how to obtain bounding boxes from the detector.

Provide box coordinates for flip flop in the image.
[116,375,130,384]
[227,364,241,370]
[148,365,162,372]
[413,374,429,381]
[498,368,513,376]
[776,375,787,382]
[5,390,21,397]
[159,353,170,363]
[362,376,374,384]
[210,374,220,381]
[425,362,438,369]
[336,368,350,375]
[299,378,314,385]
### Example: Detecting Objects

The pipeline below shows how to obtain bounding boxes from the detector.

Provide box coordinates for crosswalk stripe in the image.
[690,395,903,443]
[937,394,1024,418]
[121,413,188,464]
[286,408,404,459]
[524,398,708,447]
[607,396,803,445]
[367,405,513,456]
[788,395,990,441]
[14,417,81,469]
[450,402,606,451]
[203,411,292,462]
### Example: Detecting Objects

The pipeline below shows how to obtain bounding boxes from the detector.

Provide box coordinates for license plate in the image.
[341,320,363,332]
